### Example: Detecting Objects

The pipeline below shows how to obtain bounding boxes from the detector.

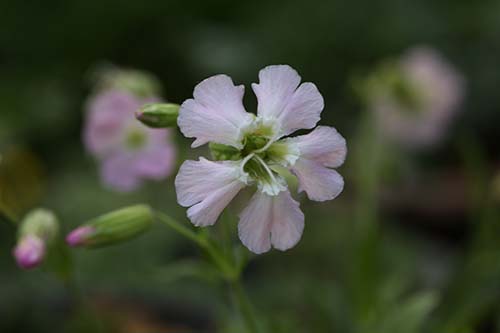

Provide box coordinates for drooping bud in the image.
[66,205,153,248]
[12,208,59,270]
[135,103,180,128]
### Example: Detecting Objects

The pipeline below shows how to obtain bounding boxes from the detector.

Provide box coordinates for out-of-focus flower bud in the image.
[13,208,59,269]
[13,235,45,269]
[66,205,153,248]
[96,68,162,98]
[136,103,180,128]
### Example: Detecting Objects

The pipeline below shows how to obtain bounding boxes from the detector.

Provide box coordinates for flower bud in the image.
[135,103,179,128]
[13,235,45,269]
[13,208,59,270]
[66,205,153,248]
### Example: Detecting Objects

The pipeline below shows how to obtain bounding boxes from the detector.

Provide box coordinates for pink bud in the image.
[13,235,46,269]
[66,226,95,247]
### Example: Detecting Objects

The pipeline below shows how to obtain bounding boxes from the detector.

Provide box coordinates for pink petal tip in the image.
[66,226,95,247]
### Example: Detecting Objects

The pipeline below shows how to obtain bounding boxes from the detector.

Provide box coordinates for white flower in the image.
[176,65,347,254]
[369,46,465,147]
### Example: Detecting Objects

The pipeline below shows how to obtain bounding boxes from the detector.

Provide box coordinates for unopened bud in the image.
[66,205,153,248]
[136,103,179,128]
[13,235,45,269]
[13,208,59,270]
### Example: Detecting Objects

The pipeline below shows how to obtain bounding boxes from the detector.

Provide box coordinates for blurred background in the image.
[1,0,500,332]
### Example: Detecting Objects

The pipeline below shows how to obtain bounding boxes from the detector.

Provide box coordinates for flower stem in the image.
[230,278,260,333]
[155,211,259,332]
[156,211,203,246]
[155,211,236,279]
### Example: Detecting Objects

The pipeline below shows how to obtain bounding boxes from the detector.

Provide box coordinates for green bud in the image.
[136,103,180,128]
[19,208,59,243]
[66,205,153,248]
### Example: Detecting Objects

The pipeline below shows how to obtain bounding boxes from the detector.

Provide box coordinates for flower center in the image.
[388,73,425,114]
[125,129,148,150]
[208,118,298,196]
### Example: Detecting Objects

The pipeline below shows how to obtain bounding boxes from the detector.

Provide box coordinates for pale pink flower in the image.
[83,90,176,192]
[176,65,347,254]
[371,46,465,147]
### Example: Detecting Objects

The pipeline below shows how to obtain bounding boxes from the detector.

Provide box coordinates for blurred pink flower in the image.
[176,65,347,254]
[371,46,465,147]
[13,235,45,269]
[83,90,176,192]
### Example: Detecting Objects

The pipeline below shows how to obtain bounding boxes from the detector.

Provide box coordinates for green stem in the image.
[156,211,259,332]
[156,211,202,245]
[155,211,236,279]
[231,279,259,333]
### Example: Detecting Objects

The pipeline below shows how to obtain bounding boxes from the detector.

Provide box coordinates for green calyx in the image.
[82,204,153,248]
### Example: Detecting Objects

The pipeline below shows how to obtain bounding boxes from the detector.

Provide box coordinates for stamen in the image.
[253,154,280,187]
[252,138,275,154]
[240,153,255,174]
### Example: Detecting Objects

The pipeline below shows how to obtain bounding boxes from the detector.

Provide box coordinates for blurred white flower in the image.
[364,46,465,147]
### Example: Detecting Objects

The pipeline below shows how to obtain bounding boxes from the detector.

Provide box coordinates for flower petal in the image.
[238,190,304,254]
[291,159,344,202]
[83,90,138,156]
[175,157,247,207]
[291,126,347,168]
[134,142,175,180]
[270,190,305,251]
[100,152,142,192]
[187,181,245,226]
[252,65,301,120]
[252,65,323,136]
[238,191,273,254]
[178,75,253,148]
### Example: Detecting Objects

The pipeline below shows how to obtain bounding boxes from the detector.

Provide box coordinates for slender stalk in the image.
[156,211,203,245]
[156,210,259,332]
[231,279,259,333]
[155,210,235,279]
